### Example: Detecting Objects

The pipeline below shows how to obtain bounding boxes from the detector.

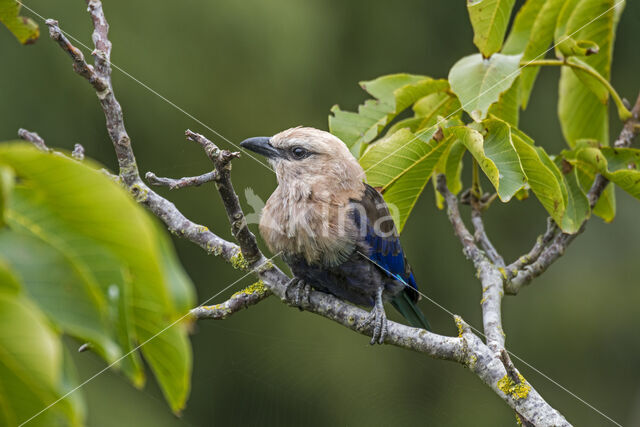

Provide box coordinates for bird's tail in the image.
[391,290,431,331]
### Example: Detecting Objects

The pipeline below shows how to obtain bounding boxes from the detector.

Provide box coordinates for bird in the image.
[240,127,430,344]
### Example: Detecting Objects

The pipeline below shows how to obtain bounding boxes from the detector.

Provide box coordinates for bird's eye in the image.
[291,146,309,159]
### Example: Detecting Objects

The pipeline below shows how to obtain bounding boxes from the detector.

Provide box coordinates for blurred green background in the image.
[2,0,640,425]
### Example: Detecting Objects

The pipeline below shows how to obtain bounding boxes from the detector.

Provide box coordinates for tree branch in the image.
[185,130,262,266]
[18,128,48,151]
[192,281,272,319]
[506,92,640,294]
[145,171,217,190]
[471,200,505,267]
[436,175,506,353]
[41,2,571,424]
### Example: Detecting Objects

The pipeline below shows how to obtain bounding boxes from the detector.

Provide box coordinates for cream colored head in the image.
[240,127,364,191]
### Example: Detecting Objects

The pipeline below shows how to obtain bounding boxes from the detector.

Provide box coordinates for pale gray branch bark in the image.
[145,171,218,190]
[38,1,573,424]
[18,128,48,151]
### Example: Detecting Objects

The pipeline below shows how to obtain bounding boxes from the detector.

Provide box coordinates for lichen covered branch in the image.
[436,175,506,353]
[192,281,271,319]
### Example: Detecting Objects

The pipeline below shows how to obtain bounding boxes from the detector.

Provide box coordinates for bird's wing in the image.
[352,184,419,300]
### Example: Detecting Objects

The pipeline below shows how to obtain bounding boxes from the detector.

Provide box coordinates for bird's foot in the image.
[359,302,388,345]
[284,278,311,310]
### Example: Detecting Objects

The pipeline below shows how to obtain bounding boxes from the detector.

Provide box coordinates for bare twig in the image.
[507,92,640,293]
[45,19,108,92]
[145,171,217,190]
[185,129,262,266]
[471,204,505,267]
[18,128,48,151]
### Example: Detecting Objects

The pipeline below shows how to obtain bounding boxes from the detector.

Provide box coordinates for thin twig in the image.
[18,128,48,151]
[145,171,218,190]
[186,129,262,266]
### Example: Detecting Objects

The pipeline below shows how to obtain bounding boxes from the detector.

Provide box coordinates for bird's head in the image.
[240,127,364,191]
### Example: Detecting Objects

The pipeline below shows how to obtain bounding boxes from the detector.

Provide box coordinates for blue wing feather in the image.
[353,185,418,293]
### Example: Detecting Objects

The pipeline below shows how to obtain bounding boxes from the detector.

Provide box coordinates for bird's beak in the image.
[240,137,281,159]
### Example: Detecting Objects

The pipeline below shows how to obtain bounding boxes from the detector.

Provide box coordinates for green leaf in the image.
[567,145,640,200]
[0,0,39,44]
[510,128,567,228]
[487,76,520,126]
[444,140,467,196]
[566,57,608,103]
[556,159,591,233]
[448,53,522,122]
[445,121,525,202]
[567,141,617,221]
[467,0,516,57]
[503,0,565,108]
[557,0,623,147]
[359,128,451,231]
[329,74,444,156]
[0,229,121,363]
[0,165,13,228]
[0,144,194,413]
[0,289,82,426]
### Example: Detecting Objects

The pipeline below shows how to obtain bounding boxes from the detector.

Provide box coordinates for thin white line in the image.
[19,252,282,426]
[17,1,273,173]
[359,0,624,178]
[356,250,623,427]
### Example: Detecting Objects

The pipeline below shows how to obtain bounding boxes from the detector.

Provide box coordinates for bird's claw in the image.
[284,278,311,310]
[359,304,388,345]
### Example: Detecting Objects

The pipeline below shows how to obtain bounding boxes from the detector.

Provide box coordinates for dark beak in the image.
[240,137,281,159]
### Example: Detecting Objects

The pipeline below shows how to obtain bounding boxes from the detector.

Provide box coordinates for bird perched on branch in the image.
[241,127,430,344]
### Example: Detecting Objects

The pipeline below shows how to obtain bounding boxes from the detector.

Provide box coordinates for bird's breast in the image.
[259,186,361,266]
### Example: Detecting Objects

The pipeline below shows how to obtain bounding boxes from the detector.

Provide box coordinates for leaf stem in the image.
[471,159,482,200]
[522,59,632,121]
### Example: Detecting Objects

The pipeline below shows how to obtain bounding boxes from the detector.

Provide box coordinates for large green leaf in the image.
[387,89,462,136]
[565,145,640,200]
[0,144,194,413]
[448,53,522,122]
[359,128,451,231]
[557,0,624,147]
[565,140,617,221]
[467,0,516,57]
[503,0,565,108]
[445,121,525,202]
[555,159,591,232]
[0,283,81,426]
[329,74,445,156]
[0,165,13,228]
[0,230,120,362]
[0,0,39,44]
[510,128,567,229]
[487,76,520,126]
